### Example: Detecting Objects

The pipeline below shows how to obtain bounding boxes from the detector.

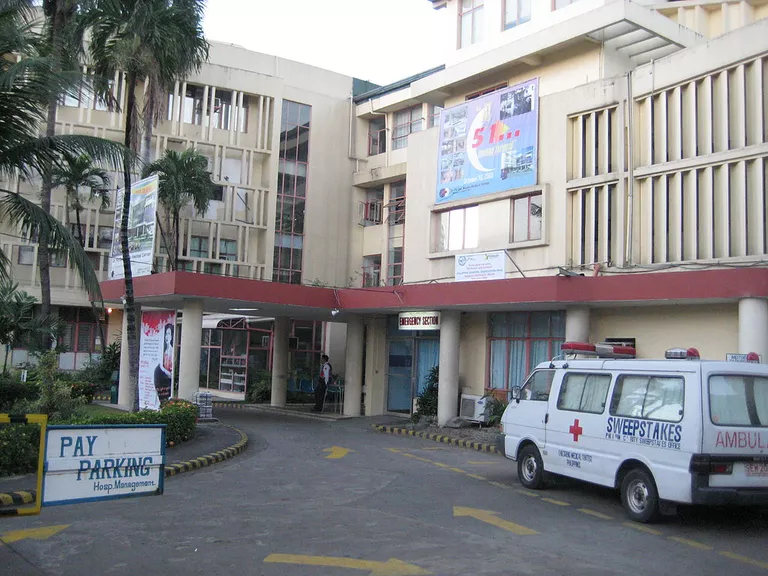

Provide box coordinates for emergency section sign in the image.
[42,425,165,506]
[398,311,441,331]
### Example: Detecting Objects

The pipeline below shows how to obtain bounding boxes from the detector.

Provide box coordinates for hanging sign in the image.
[398,311,441,331]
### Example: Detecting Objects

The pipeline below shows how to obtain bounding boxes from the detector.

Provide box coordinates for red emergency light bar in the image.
[665,347,700,360]
[561,342,637,359]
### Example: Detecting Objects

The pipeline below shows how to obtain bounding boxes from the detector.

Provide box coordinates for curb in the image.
[0,426,249,507]
[93,394,110,402]
[372,424,499,454]
[213,401,344,422]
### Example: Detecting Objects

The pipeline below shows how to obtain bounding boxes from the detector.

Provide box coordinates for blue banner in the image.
[435,78,539,205]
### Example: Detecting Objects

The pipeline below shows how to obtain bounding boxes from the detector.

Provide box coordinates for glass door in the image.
[387,339,413,412]
[414,339,440,396]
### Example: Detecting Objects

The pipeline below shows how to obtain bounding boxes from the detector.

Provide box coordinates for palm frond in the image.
[0,245,9,282]
[0,189,103,305]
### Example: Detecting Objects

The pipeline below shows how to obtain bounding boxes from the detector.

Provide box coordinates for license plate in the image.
[745,463,768,476]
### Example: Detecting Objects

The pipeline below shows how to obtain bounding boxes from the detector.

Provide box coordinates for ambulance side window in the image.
[557,373,612,414]
[520,370,555,401]
[610,375,685,423]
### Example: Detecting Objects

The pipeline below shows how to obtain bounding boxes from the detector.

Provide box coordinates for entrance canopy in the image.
[99,268,768,320]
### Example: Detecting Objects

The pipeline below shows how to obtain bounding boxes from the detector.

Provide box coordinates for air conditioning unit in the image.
[459,394,491,423]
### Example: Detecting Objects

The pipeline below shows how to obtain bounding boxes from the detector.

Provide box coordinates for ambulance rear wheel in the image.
[621,468,660,523]
[518,445,545,489]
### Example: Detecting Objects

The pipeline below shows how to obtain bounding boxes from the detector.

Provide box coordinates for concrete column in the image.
[739,298,768,362]
[364,317,387,416]
[437,311,461,427]
[271,317,290,407]
[343,316,364,416]
[565,306,591,342]
[178,299,203,401]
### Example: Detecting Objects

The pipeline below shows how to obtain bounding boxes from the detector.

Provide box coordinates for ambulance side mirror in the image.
[511,386,522,403]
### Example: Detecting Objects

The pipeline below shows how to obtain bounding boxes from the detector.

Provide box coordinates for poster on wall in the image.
[138,310,177,411]
[109,174,159,280]
[455,250,506,282]
[436,78,539,205]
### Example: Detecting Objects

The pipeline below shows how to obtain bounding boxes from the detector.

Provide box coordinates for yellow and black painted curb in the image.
[0,490,36,508]
[372,424,498,454]
[164,425,248,477]
[0,427,249,506]
[94,394,110,402]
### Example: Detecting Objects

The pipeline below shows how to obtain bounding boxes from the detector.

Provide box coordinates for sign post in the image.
[42,425,165,506]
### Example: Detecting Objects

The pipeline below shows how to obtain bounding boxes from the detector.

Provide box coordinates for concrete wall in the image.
[591,303,739,361]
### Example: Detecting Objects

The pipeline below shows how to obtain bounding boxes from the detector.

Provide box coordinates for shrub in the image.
[415,366,439,418]
[0,423,40,476]
[65,399,197,446]
[245,369,271,404]
[0,373,39,411]
[486,396,508,427]
[70,381,97,404]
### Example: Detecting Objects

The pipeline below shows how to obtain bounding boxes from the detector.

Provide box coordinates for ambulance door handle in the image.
[544,413,549,424]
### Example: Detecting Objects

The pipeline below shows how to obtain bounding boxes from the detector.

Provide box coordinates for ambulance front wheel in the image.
[518,444,545,489]
[621,468,660,523]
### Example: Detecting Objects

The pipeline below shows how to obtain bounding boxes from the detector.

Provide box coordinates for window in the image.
[488,312,565,391]
[274,100,311,284]
[18,246,34,265]
[504,0,531,29]
[709,375,768,427]
[362,255,382,287]
[219,239,237,261]
[553,0,580,9]
[368,118,386,156]
[459,0,484,48]
[212,186,224,202]
[428,105,443,129]
[211,90,233,130]
[436,206,479,251]
[392,106,423,150]
[183,84,205,125]
[466,83,508,101]
[388,181,406,225]
[51,250,67,267]
[97,227,113,250]
[58,307,98,353]
[387,247,403,286]
[558,373,612,414]
[520,370,555,401]
[610,375,685,423]
[189,236,209,259]
[511,194,542,243]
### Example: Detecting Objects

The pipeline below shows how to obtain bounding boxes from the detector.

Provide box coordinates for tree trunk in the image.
[164,209,172,270]
[142,80,154,165]
[121,71,140,412]
[173,212,180,270]
[75,207,83,246]
[38,3,68,350]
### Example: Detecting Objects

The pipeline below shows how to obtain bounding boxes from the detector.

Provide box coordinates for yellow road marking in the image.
[578,508,613,520]
[622,522,662,535]
[466,474,487,481]
[667,536,712,551]
[541,497,570,506]
[448,467,467,474]
[719,552,768,570]
[323,446,353,459]
[489,481,512,489]
[0,525,70,544]
[386,448,402,454]
[421,447,449,451]
[454,506,538,535]
[467,461,495,465]
[515,489,540,497]
[432,462,450,468]
[264,554,432,575]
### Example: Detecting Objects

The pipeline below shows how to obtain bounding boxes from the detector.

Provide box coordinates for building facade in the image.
[4,0,768,421]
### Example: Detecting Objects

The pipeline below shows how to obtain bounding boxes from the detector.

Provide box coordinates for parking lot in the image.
[2,409,767,576]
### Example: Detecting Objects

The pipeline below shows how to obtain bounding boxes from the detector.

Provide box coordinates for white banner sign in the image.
[398,311,441,331]
[139,310,177,411]
[109,175,159,280]
[726,353,763,363]
[455,250,506,282]
[43,426,165,506]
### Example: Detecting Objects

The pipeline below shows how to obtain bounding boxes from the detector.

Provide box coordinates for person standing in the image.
[313,354,332,412]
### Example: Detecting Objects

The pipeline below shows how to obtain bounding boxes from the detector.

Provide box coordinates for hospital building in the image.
[2,0,768,424]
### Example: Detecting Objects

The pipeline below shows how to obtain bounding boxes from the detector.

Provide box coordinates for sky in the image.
[202,0,448,86]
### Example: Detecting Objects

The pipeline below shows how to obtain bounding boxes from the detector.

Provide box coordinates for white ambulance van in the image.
[498,342,768,523]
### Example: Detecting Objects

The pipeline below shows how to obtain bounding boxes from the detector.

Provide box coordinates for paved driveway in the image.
[1,408,766,576]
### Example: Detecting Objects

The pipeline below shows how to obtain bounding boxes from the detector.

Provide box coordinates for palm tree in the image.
[143,148,214,270]
[84,0,209,410]
[0,279,61,374]
[0,0,129,302]
[50,152,111,246]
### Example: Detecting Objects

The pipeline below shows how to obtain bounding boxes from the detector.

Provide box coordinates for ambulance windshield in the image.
[709,375,768,427]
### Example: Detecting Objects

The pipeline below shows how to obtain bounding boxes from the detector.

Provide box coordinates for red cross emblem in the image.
[569,419,584,442]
